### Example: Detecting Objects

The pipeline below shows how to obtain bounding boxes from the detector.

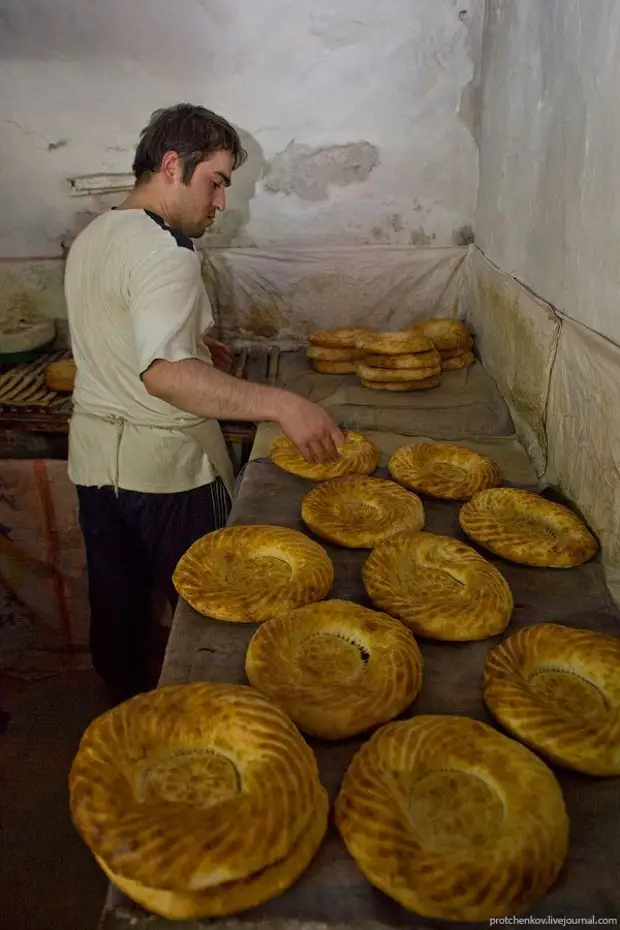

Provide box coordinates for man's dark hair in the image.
[132,103,247,184]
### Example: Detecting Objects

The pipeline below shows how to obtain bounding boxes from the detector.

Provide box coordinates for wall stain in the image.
[59,210,100,256]
[240,301,290,340]
[263,140,379,201]
[291,272,363,308]
[0,264,66,324]
[453,224,475,246]
[0,286,39,319]
[289,273,367,332]
[409,228,435,246]
[47,138,69,151]
[476,278,557,456]
[371,214,433,244]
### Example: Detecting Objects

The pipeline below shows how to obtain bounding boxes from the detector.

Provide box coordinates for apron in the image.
[183,418,236,500]
[72,410,236,501]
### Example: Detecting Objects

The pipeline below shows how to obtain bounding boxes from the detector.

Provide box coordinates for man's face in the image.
[172,149,233,238]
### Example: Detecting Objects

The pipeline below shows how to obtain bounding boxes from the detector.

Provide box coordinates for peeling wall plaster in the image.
[0,0,483,259]
[476,0,620,346]
[263,141,380,202]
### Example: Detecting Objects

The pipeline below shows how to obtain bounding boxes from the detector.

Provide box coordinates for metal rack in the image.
[0,346,281,449]
[0,349,73,432]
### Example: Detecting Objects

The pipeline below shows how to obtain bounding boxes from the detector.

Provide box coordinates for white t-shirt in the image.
[65,208,220,493]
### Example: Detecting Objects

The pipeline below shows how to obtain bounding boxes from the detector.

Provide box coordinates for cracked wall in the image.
[0,0,483,263]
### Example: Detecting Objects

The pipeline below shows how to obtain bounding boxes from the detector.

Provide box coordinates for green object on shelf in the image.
[0,345,51,367]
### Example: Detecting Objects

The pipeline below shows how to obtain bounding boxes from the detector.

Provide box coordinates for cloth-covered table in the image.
[272,352,514,439]
[100,456,620,930]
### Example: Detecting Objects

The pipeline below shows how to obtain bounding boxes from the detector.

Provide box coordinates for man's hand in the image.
[277,395,345,464]
[203,334,232,371]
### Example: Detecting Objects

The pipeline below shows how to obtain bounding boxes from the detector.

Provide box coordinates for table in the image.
[99,454,620,929]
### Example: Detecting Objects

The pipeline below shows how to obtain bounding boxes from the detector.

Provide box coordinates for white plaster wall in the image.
[0,0,482,260]
[476,0,620,346]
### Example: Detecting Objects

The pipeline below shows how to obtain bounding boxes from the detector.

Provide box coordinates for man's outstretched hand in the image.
[199,336,343,462]
[278,395,345,464]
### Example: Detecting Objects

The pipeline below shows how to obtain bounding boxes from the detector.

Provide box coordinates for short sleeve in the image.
[126,245,205,376]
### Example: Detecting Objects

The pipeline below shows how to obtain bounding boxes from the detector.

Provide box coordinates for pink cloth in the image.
[0,459,91,679]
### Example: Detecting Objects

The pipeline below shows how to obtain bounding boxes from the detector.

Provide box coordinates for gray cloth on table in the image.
[274,352,514,438]
[102,462,620,930]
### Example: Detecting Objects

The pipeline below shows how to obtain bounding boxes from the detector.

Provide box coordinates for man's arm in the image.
[126,243,343,462]
[143,357,287,421]
[143,357,344,463]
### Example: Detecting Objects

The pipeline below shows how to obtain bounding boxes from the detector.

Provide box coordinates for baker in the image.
[65,102,344,706]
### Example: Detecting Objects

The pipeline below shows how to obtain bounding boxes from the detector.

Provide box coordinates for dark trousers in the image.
[76,478,230,705]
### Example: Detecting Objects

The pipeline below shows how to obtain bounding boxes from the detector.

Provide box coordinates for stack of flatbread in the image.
[306,327,371,374]
[353,327,442,392]
[416,318,474,371]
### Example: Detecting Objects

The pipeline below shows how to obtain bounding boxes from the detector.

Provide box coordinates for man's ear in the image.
[160,150,182,185]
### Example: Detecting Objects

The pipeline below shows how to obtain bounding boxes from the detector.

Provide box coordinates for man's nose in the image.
[214,188,226,211]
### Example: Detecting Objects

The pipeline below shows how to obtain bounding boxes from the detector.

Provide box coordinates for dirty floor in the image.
[1,670,110,930]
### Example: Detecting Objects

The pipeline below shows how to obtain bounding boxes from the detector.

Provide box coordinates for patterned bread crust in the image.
[362,531,513,641]
[388,442,502,500]
[311,359,360,374]
[483,623,620,775]
[334,715,569,922]
[355,329,434,355]
[360,374,441,391]
[440,341,473,359]
[416,318,472,350]
[363,349,440,370]
[173,525,334,623]
[441,350,474,371]
[69,683,324,891]
[94,792,329,920]
[245,599,423,739]
[270,429,379,480]
[306,345,365,361]
[44,358,77,392]
[459,488,598,568]
[301,475,425,549]
[309,326,374,349]
[357,362,441,383]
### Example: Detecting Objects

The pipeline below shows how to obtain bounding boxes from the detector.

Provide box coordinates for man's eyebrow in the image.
[214,171,231,188]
